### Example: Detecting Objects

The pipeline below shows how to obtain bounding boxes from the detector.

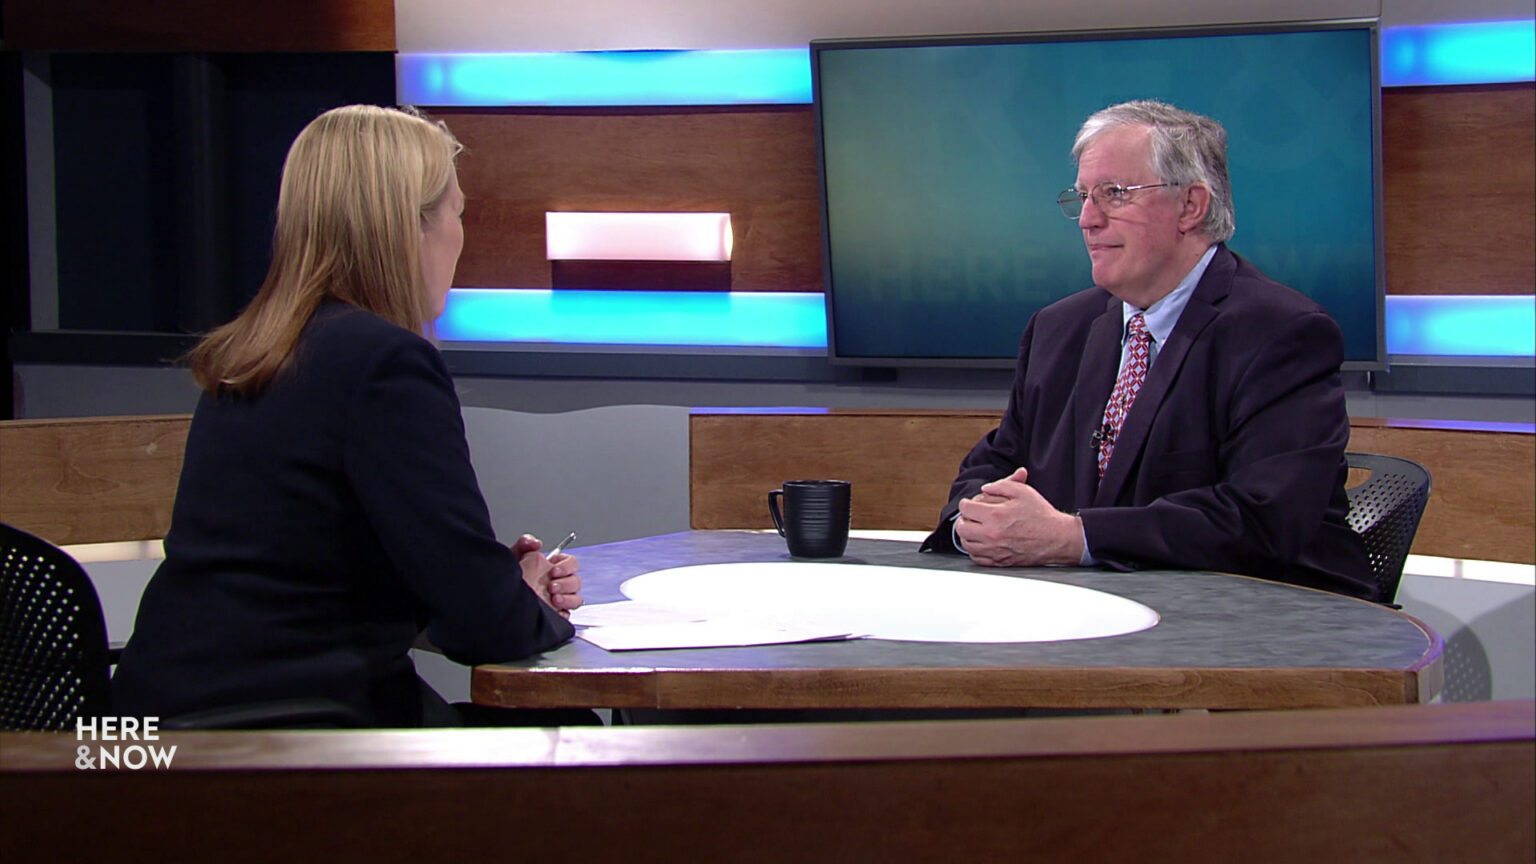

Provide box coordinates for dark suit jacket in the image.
[112,300,573,726]
[924,245,1375,600]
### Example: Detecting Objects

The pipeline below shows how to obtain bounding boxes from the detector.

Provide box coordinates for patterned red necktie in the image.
[1097,312,1151,481]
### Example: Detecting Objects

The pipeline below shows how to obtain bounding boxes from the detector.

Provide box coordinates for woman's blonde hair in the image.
[189,104,462,396]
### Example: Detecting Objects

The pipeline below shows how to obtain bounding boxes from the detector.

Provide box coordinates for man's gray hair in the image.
[1072,100,1235,243]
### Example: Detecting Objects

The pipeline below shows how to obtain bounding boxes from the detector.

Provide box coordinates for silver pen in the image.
[548,531,577,557]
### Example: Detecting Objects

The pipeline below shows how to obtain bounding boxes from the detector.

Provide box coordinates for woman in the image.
[112,105,582,727]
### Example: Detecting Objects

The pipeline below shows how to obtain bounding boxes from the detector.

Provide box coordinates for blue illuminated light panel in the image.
[1381,20,1535,86]
[1385,295,1535,357]
[398,49,812,106]
[439,291,1534,359]
[398,22,1534,106]
[437,289,828,348]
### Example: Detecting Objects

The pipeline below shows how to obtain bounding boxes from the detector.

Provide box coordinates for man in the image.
[922,100,1375,600]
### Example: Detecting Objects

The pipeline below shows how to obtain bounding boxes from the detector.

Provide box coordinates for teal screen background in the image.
[814,26,1380,363]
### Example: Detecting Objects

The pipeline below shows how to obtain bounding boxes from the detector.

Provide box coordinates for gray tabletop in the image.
[473,531,1442,710]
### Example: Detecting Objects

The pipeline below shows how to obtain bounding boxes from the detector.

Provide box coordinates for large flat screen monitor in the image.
[812,21,1385,368]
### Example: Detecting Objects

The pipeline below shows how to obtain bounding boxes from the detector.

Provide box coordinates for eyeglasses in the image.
[1056,182,1179,218]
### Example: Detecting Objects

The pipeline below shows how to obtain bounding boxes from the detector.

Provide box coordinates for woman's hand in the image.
[511,534,584,618]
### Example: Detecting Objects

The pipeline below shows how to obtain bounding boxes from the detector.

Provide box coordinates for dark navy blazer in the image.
[925,245,1375,600]
[113,300,573,726]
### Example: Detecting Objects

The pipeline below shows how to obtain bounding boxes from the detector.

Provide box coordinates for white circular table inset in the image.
[620,562,1159,643]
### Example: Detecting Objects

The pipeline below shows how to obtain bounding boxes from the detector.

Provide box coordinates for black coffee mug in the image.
[767,479,851,558]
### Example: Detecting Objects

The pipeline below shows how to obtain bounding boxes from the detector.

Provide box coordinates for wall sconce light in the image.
[546,212,733,261]
[546,211,734,291]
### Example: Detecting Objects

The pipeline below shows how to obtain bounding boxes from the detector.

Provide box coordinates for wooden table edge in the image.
[471,662,1440,710]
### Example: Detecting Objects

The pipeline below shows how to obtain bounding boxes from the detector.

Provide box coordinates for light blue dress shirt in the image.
[1109,244,1218,373]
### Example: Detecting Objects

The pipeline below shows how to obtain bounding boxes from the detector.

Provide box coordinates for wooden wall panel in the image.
[1382,84,1536,295]
[439,84,1533,299]
[443,108,823,293]
[2,0,395,51]
[690,410,1536,563]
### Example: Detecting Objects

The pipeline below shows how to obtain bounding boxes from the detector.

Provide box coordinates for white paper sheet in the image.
[570,600,708,628]
[579,619,855,652]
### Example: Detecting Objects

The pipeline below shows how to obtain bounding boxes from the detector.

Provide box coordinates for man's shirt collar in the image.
[1121,244,1218,347]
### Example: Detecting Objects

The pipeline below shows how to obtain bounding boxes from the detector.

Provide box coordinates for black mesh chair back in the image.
[1344,452,1432,605]
[0,522,112,731]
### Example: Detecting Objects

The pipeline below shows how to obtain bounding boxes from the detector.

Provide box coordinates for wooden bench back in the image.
[3,411,1531,563]
[0,415,191,545]
[691,409,1536,564]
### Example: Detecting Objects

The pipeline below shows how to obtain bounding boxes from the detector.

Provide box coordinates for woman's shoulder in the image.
[304,299,432,355]
[308,298,418,340]
[293,299,444,383]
